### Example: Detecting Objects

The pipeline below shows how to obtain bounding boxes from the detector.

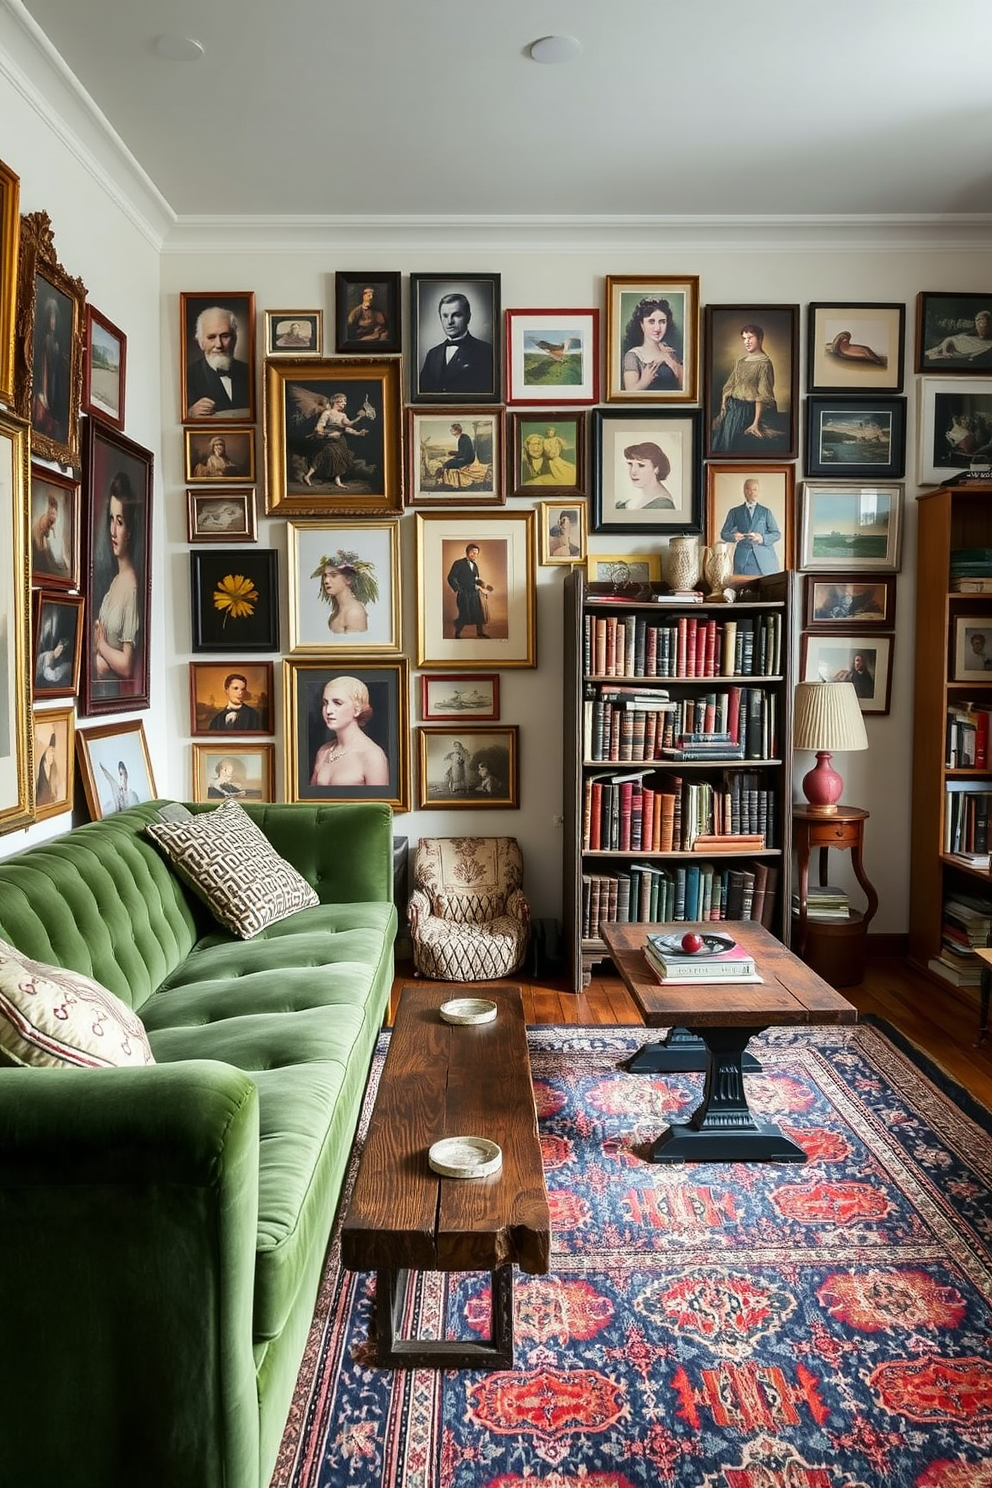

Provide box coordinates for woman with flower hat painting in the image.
[312,549,379,634]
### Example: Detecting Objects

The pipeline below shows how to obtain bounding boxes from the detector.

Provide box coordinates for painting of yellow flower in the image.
[192,550,279,653]
[214,572,259,625]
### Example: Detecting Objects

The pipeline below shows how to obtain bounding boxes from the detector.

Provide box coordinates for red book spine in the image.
[589,782,603,850]
[695,621,708,678]
[677,617,688,677]
[727,685,742,745]
[618,781,634,852]
[645,626,658,677]
[641,786,655,850]
[685,617,698,678]
[705,620,718,677]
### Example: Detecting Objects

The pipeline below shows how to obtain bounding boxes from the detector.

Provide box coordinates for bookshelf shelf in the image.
[910,483,992,994]
[563,569,796,990]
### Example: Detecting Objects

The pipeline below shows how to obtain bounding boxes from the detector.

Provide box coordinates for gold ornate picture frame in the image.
[0,155,20,405]
[0,407,33,835]
[14,210,86,469]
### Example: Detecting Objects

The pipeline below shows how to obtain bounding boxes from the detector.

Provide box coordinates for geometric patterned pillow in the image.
[0,938,155,1068]
[145,799,319,939]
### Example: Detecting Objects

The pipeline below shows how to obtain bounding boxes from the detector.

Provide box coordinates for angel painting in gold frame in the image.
[264,357,403,517]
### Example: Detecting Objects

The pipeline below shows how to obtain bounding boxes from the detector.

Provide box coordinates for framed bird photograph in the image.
[807,303,905,394]
[504,308,599,404]
[264,358,402,517]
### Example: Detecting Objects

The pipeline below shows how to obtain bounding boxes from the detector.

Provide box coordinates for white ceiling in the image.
[15,0,992,224]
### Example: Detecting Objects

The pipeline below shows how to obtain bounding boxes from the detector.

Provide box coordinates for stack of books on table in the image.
[791,884,850,921]
[643,931,762,984]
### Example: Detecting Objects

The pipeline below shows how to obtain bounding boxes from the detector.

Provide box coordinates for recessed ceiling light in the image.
[153,35,204,62]
[528,35,581,65]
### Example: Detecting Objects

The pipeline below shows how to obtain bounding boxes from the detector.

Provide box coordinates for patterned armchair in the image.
[408,837,530,982]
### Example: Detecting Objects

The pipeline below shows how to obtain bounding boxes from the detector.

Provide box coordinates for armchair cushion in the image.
[410,836,529,982]
[432,889,507,923]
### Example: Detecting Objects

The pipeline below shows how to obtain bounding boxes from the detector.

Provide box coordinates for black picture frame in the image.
[805,396,906,480]
[704,304,799,461]
[190,548,279,653]
[916,292,992,374]
[335,272,401,353]
[409,272,501,404]
[81,420,154,716]
[591,408,702,535]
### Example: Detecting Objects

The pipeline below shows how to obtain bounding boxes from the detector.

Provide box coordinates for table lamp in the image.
[793,681,868,814]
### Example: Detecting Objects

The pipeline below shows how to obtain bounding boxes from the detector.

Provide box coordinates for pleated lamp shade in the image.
[793,681,869,814]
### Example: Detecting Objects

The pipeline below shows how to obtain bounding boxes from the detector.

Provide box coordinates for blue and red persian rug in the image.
[272,1022,992,1488]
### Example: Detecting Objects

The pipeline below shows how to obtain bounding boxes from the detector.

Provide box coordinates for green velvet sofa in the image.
[0,799,397,1488]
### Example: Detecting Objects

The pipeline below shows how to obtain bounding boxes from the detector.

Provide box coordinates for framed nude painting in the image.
[917,292,992,373]
[287,519,401,654]
[283,657,410,811]
[33,590,84,700]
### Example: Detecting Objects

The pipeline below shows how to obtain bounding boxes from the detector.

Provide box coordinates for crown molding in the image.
[161,213,992,257]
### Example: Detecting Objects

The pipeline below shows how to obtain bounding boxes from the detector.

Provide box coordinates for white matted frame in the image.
[953,616,992,681]
[800,633,893,715]
[287,519,401,653]
[799,483,903,573]
[420,673,500,722]
[405,407,505,506]
[76,718,157,821]
[416,510,536,668]
[187,488,257,542]
[264,309,322,357]
[191,742,276,803]
[918,377,992,484]
[504,308,599,405]
[417,726,519,808]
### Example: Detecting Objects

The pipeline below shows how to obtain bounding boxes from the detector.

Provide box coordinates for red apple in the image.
[681,932,704,953]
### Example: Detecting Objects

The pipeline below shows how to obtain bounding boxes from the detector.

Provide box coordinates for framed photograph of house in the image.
[799,483,903,572]
[186,488,257,543]
[287,519,401,654]
[420,673,500,723]
[804,574,896,631]
[405,408,504,506]
[0,155,19,404]
[264,309,322,358]
[184,426,256,484]
[189,661,274,737]
[30,462,79,589]
[706,464,794,579]
[704,304,798,460]
[409,272,501,404]
[76,718,157,820]
[180,290,255,424]
[505,308,599,404]
[81,420,154,716]
[953,616,992,681]
[605,275,699,404]
[335,273,400,353]
[190,548,279,653]
[916,292,992,373]
[510,412,585,497]
[264,357,402,516]
[191,743,276,803]
[417,726,519,809]
[800,633,893,715]
[33,590,84,700]
[32,704,74,823]
[592,408,702,535]
[539,501,586,565]
[283,657,410,811]
[0,408,33,837]
[82,304,126,429]
[14,210,86,469]
[585,553,663,587]
[805,396,906,480]
[807,302,905,394]
[918,378,992,484]
[415,510,537,668]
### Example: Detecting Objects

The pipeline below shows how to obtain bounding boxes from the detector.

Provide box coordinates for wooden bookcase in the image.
[909,483,992,984]
[562,569,796,990]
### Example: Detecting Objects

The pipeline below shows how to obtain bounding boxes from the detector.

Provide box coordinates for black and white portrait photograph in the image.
[409,273,501,404]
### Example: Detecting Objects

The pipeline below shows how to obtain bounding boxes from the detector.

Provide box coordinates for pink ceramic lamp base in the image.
[802,751,844,814]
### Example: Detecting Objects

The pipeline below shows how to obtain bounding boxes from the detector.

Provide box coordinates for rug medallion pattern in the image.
[272,1023,992,1488]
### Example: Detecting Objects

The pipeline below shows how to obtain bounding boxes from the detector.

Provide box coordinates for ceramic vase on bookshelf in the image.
[667,535,701,591]
[703,542,735,601]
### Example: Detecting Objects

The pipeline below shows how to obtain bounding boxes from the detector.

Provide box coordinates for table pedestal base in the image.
[626,1025,761,1075]
[647,1025,806,1164]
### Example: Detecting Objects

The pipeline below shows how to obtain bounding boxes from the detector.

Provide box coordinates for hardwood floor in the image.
[391,953,992,1112]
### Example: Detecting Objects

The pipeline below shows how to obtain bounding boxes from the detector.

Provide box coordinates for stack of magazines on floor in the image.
[643,930,762,984]
[790,884,850,921]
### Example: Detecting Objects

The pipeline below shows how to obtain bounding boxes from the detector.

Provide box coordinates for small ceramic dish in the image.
[428,1136,502,1179]
[439,998,498,1025]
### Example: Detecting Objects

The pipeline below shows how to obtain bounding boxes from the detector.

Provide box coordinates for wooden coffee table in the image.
[341,983,550,1368]
[601,921,857,1164]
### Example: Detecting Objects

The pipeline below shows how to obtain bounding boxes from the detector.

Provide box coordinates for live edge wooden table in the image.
[600,921,857,1165]
[341,983,550,1369]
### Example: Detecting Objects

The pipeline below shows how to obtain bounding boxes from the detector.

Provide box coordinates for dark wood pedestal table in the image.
[341,983,550,1368]
[600,920,857,1164]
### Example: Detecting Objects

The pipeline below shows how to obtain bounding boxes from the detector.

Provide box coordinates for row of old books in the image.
[585,685,779,763]
[583,769,776,853]
[950,548,992,593]
[928,890,992,987]
[943,784,992,857]
[583,612,783,681]
[582,860,779,940]
[945,703,992,768]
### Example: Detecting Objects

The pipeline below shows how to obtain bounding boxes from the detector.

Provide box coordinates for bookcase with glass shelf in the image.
[909,482,992,992]
[562,568,796,991]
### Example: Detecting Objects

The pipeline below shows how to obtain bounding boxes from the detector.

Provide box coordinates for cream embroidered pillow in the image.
[0,939,155,1069]
[145,800,319,939]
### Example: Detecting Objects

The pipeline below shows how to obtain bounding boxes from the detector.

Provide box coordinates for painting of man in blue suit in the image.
[719,476,782,575]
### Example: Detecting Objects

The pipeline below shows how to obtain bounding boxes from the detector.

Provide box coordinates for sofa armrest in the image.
[0,1061,263,1488]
